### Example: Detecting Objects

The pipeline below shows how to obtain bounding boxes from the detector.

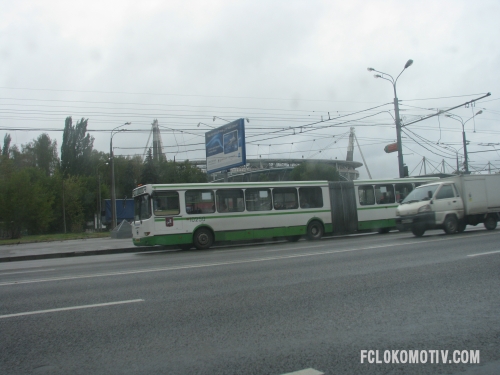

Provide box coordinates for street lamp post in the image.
[110,122,131,230]
[96,162,108,231]
[368,59,413,178]
[445,111,482,173]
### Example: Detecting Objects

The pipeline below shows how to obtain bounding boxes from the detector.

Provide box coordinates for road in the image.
[1,229,499,375]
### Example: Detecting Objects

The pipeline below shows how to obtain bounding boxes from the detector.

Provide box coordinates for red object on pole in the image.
[384,143,398,153]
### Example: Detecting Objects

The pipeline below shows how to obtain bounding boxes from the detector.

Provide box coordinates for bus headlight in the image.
[418,204,431,213]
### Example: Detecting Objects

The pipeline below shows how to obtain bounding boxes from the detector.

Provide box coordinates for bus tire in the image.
[307,221,323,241]
[286,235,301,242]
[411,223,426,237]
[443,215,458,234]
[484,216,497,230]
[193,228,214,250]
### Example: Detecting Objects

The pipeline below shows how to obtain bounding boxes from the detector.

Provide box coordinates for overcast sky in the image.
[1,0,499,179]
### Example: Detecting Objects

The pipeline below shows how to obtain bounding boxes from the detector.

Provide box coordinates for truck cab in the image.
[396,181,464,236]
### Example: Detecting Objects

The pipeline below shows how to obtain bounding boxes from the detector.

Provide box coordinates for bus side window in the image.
[245,188,272,211]
[375,184,395,204]
[273,188,298,210]
[216,189,245,213]
[395,183,412,202]
[152,191,180,216]
[185,190,215,214]
[298,187,323,208]
[358,185,375,205]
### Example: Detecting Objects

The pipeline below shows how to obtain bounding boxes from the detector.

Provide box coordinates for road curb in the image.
[0,246,161,263]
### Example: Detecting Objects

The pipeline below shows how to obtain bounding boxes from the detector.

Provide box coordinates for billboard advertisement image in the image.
[205,118,246,174]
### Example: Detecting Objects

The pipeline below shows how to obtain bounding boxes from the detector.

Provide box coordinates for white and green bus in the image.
[354,177,439,233]
[132,177,438,250]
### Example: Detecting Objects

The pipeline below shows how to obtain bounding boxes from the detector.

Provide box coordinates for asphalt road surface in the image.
[1,229,499,375]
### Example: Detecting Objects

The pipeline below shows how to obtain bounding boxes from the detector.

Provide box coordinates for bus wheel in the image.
[286,235,301,242]
[411,223,426,237]
[193,228,213,250]
[484,216,497,230]
[307,221,323,241]
[443,215,458,234]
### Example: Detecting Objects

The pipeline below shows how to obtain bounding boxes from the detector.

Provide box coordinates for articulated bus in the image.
[132,177,438,250]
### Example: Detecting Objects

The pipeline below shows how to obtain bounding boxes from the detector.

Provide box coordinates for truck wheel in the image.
[411,223,426,237]
[484,216,497,230]
[193,228,214,250]
[443,215,458,234]
[307,220,324,240]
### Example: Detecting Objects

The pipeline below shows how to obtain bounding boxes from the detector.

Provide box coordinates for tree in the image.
[0,168,54,238]
[2,133,11,157]
[121,156,143,197]
[140,149,160,184]
[22,133,59,176]
[61,117,94,176]
[290,162,341,181]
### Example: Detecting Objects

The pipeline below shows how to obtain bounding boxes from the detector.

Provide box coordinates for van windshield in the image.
[401,184,439,203]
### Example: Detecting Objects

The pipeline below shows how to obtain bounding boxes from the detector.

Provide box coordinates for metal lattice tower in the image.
[346,127,355,161]
[143,119,166,162]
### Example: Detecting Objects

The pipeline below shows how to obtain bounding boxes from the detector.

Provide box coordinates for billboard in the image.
[205,118,246,174]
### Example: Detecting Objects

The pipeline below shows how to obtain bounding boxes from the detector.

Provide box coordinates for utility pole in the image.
[110,122,131,229]
[62,179,67,234]
[368,59,413,178]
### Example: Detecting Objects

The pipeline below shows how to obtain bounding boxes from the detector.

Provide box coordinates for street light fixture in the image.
[367,59,413,178]
[445,111,482,173]
[110,122,131,230]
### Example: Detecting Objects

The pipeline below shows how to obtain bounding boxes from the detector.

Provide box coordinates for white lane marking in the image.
[0,237,460,287]
[282,369,324,375]
[0,269,55,276]
[467,250,500,257]
[0,299,144,319]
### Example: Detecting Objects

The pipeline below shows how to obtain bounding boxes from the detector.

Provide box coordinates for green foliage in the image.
[159,160,207,184]
[0,167,55,238]
[1,127,211,237]
[62,176,86,233]
[22,133,59,176]
[110,155,142,199]
[140,149,160,184]
[2,133,11,157]
[61,117,94,176]
[290,162,341,181]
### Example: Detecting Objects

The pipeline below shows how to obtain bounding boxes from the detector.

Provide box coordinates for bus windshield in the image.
[134,194,152,221]
[401,184,439,203]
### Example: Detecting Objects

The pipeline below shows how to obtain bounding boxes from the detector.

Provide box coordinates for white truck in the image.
[395,174,500,237]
